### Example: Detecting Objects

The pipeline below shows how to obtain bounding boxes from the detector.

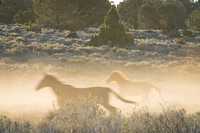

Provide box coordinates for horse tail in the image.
[108,88,137,104]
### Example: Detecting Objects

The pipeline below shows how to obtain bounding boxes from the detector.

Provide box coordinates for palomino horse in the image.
[106,71,161,102]
[35,74,137,112]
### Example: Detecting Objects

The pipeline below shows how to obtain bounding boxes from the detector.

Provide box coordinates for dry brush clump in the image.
[1,100,200,133]
[0,115,31,133]
[34,96,107,133]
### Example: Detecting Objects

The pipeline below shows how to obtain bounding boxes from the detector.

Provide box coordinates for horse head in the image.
[106,70,128,84]
[36,74,57,90]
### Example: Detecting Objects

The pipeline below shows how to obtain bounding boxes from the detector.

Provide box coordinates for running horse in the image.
[35,74,137,112]
[106,71,161,102]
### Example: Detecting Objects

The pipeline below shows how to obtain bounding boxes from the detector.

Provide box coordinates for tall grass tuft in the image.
[34,97,200,133]
[0,115,31,133]
[1,98,200,133]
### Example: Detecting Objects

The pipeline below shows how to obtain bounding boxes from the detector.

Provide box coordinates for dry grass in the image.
[1,98,200,133]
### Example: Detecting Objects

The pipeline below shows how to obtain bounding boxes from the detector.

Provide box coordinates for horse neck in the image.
[48,79,63,95]
[116,76,129,87]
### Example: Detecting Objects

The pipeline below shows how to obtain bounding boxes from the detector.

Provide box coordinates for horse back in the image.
[80,86,110,96]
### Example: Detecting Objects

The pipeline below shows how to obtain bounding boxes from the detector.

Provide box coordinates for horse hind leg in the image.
[101,97,118,113]
[101,94,118,113]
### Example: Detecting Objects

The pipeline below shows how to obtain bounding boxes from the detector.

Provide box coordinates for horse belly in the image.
[121,87,149,96]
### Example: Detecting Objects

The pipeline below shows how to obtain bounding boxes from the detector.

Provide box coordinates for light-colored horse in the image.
[35,74,137,112]
[106,71,161,101]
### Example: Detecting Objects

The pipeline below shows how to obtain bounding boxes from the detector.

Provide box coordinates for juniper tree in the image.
[0,0,32,23]
[158,0,186,36]
[118,0,144,29]
[90,5,134,46]
[138,3,161,29]
[186,9,200,31]
[13,8,35,24]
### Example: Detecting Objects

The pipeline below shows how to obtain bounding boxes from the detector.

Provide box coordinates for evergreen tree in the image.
[13,8,35,24]
[33,0,110,31]
[90,5,134,46]
[118,0,144,29]
[0,0,33,23]
[186,9,200,31]
[158,0,186,35]
[138,2,161,29]
[78,0,111,27]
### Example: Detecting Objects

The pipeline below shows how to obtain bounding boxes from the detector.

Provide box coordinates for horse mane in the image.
[110,70,129,81]
[44,74,64,84]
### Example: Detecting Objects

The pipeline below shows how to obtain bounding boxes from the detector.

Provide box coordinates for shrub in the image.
[33,0,110,31]
[0,0,33,23]
[138,3,161,29]
[117,0,144,29]
[13,8,35,24]
[186,9,200,31]
[2,104,200,132]
[90,5,134,46]
[35,96,106,133]
[183,29,195,37]
[0,115,31,133]
[167,29,181,38]
[158,0,186,36]
[26,22,42,33]
[34,102,200,133]
[6,45,29,56]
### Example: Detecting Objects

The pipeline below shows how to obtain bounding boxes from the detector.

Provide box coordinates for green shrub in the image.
[166,29,181,38]
[176,38,187,44]
[26,22,42,33]
[138,3,161,29]
[33,0,110,31]
[158,0,186,35]
[183,29,195,37]
[13,8,35,24]
[0,0,3,4]
[0,0,33,23]
[186,9,200,31]
[117,0,144,29]
[90,5,134,46]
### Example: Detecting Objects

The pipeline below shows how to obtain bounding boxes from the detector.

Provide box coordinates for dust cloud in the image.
[0,64,200,114]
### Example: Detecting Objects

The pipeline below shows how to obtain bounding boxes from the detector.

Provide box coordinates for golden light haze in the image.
[1,63,200,114]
